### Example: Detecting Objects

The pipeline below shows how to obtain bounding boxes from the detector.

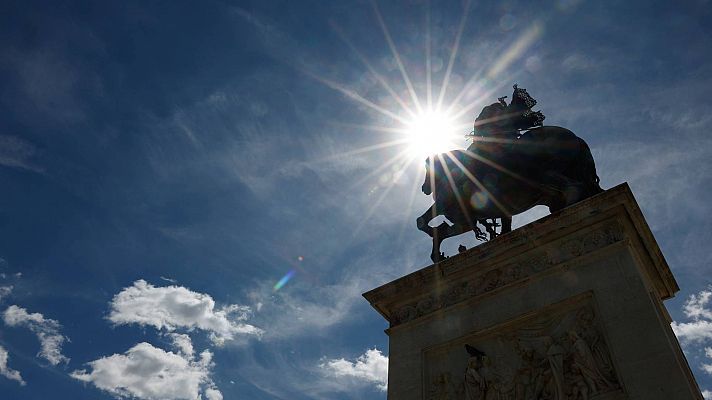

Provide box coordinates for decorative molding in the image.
[390,222,625,326]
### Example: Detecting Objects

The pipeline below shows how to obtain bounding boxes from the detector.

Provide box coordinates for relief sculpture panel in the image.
[425,301,621,400]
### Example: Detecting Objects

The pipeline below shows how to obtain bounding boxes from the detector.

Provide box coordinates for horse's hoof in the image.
[431,251,446,263]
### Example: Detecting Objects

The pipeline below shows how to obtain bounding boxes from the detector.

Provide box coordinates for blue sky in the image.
[1,0,712,398]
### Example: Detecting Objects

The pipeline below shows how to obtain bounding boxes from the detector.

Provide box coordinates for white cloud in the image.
[672,287,712,394]
[321,348,388,391]
[204,387,224,400]
[703,347,712,376]
[71,341,221,400]
[108,280,262,345]
[684,290,712,321]
[169,333,194,358]
[0,345,25,386]
[3,305,69,365]
[160,276,178,284]
[673,320,712,343]
[0,285,12,302]
[672,286,712,343]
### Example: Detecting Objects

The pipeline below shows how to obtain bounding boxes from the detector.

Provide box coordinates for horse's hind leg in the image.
[501,216,512,234]
[541,171,585,209]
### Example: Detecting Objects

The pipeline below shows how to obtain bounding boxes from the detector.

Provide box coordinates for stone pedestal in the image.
[363,183,702,400]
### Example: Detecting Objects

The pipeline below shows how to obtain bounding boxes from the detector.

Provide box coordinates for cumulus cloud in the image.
[0,345,25,386]
[672,287,712,394]
[703,347,712,376]
[672,320,712,343]
[108,280,262,345]
[3,305,69,365]
[684,290,712,321]
[320,348,388,391]
[672,286,712,343]
[71,341,221,400]
[169,333,194,358]
[204,387,224,400]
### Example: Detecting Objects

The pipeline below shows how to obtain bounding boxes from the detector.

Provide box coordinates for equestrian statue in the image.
[417,85,603,262]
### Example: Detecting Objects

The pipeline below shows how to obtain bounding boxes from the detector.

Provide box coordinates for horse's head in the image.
[422,156,432,195]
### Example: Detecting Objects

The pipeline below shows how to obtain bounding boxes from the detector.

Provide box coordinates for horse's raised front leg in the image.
[416,205,436,237]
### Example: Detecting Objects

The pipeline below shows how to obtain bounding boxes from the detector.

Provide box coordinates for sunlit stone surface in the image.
[364,183,703,399]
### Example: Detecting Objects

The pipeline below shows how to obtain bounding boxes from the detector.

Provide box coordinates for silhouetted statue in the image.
[417,85,603,262]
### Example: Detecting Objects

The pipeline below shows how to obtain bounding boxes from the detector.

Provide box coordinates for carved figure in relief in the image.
[544,336,566,400]
[481,356,511,400]
[565,367,590,400]
[513,343,546,400]
[575,308,615,382]
[568,330,615,394]
[463,345,514,400]
[464,345,488,400]
[430,372,457,400]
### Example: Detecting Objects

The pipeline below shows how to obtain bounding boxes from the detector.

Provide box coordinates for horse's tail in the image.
[575,137,604,197]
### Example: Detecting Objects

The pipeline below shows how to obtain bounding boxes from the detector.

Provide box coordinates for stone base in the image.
[363,183,702,400]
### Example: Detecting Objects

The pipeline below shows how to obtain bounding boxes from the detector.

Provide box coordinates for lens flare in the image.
[273,269,296,291]
[470,191,489,209]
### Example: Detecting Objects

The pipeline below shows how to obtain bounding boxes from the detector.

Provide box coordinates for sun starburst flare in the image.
[298,0,543,250]
[403,109,461,158]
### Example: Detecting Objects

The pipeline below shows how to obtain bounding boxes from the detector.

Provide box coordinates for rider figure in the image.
[465,84,546,200]
[469,84,545,145]
[463,85,546,237]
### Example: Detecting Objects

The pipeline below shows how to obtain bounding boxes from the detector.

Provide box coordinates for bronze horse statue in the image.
[416,86,603,262]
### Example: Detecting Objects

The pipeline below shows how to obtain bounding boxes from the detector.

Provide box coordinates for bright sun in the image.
[404,110,460,158]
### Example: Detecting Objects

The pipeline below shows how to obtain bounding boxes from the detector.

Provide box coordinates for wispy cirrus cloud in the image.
[3,305,69,365]
[0,135,43,173]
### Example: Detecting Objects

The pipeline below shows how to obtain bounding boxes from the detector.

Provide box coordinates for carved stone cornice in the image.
[363,183,679,328]
[390,222,625,327]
